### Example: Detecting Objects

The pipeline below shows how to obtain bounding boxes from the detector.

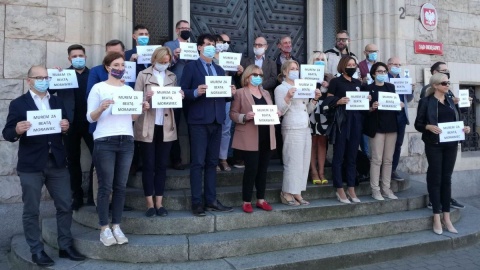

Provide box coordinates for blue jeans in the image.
[94,135,134,226]
[219,102,232,159]
[359,135,370,159]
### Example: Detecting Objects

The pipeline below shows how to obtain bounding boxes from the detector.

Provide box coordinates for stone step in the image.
[73,183,426,235]
[124,179,410,211]
[39,207,460,263]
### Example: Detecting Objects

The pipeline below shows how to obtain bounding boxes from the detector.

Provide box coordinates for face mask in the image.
[34,79,49,92]
[375,74,388,83]
[215,44,223,53]
[110,68,125,79]
[314,61,325,66]
[345,68,357,77]
[154,63,169,72]
[222,43,230,52]
[390,66,401,75]
[71,57,86,69]
[180,30,190,40]
[202,45,216,58]
[137,36,149,46]
[251,76,263,86]
[367,52,377,62]
[253,47,265,56]
[287,70,299,81]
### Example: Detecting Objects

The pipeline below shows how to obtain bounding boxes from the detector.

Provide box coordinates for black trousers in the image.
[241,149,273,202]
[425,142,458,214]
[170,108,183,164]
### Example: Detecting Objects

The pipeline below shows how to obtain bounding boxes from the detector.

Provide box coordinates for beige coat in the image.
[133,66,177,142]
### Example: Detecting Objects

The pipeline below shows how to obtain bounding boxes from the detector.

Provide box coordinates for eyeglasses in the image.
[29,76,52,81]
[388,63,402,67]
[251,73,264,77]
[375,70,388,74]
[336,38,348,42]
[177,27,191,31]
[437,69,450,73]
[254,43,267,47]
[224,41,231,44]
[439,81,450,86]
[313,50,323,53]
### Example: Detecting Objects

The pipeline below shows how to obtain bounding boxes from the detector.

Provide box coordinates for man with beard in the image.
[325,30,358,76]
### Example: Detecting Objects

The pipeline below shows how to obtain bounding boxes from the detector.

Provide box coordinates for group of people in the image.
[2,22,469,266]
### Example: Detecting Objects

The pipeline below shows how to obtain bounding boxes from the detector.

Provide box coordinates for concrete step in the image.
[73,183,426,235]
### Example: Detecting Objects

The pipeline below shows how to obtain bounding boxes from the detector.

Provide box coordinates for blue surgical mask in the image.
[375,74,388,83]
[34,79,49,92]
[251,76,263,86]
[287,70,299,81]
[314,61,325,66]
[391,66,401,75]
[137,36,149,46]
[202,45,216,58]
[367,52,378,62]
[71,57,86,69]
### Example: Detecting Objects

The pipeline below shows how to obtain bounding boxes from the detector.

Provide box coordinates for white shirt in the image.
[255,55,265,68]
[153,69,165,126]
[86,82,134,140]
[29,90,51,111]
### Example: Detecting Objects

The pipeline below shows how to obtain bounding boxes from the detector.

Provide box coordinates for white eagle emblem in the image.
[424,10,436,25]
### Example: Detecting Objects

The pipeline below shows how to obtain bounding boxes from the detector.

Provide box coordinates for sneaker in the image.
[112,226,128,245]
[382,190,398,200]
[427,202,433,209]
[391,171,404,181]
[371,190,385,201]
[100,228,117,246]
[233,160,245,169]
[450,199,465,209]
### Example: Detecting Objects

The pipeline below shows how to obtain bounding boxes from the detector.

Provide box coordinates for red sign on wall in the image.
[414,41,443,55]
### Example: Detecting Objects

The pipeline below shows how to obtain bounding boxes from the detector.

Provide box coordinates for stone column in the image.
[306,0,323,62]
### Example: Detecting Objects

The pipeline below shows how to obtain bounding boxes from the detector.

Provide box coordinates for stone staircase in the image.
[8,161,480,269]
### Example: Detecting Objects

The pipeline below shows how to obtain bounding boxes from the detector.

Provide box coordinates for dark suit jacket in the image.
[181,59,228,125]
[239,56,278,92]
[2,93,68,172]
[125,47,150,76]
[164,39,189,84]
[274,53,298,76]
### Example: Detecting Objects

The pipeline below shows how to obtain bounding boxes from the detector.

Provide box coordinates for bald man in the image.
[359,44,379,81]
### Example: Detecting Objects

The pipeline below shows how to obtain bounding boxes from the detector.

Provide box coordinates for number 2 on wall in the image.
[399,7,406,19]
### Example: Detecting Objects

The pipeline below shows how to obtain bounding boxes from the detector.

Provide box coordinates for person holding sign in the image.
[414,73,470,235]
[327,56,366,204]
[275,60,321,206]
[230,64,277,213]
[133,46,184,217]
[87,52,150,246]
[125,24,151,76]
[2,65,85,266]
[363,62,404,201]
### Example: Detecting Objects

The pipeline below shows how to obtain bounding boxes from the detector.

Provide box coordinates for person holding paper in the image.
[87,52,150,246]
[2,65,85,266]
[275,60,321,206]
[363,62,403,201]
[125,24,151,76]
[134,46,184,217]
[230,64,277,213]
[326,56,364,204]
[414,73,470,235]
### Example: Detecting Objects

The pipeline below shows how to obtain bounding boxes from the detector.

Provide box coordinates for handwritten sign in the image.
[205,76,232,97]
[179,42,199,60]
[151,87,182,108]
[300,64,325,83]
[47,69,79,89]
[390,78,412,95]
[122,61,136,83]
[111,91,143,114]
[378,92,401,111]
[26,109,62,136]
[438,121,465,142]
[218,52,242,71]
[136,45,162,64]
[293,79,316,98]
[346,91,369,110]
[458,89,470,108]
[252,105,280,125]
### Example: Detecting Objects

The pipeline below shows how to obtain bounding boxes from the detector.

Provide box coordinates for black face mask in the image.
[180,30,190,40]
[345,68,356,77]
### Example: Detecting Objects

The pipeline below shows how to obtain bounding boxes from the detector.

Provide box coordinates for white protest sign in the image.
[151,87,182,108]
[47,69,79,89]
[205,76,232,97]
[179,42,199,60]
[136,45,162,64]
[390,78,412,95]
[218,52,242,72]
[293,79,316,99]
[378,92,401,111]
[111,91,143,114]
[458,89,470,108]
[26,109,62,136]
[438,121,465,143]
[252,105,280,125]
[122,61,136,83]
[300,64,325,83]
[346,91,369,110]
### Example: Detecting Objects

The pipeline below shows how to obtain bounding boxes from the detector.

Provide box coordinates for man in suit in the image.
[125,24,151,76]
[181,33,236,216]
[358,43,379,82]
[2,66,85,266]
[274,35,298,76]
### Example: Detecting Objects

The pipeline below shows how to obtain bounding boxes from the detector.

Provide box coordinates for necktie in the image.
[206,63,214,76]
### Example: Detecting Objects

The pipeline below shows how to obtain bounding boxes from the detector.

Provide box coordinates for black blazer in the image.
[362,82,397,138]
[239,56,278,92]
[2,93,68,172]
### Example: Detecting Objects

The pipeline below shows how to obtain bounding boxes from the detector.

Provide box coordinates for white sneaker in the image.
[382,190,398,200]
[371,190,385,201]
[100,228,117,246]
[112,225,128,245]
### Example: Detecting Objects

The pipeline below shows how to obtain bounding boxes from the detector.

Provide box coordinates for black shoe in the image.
[192,204,206,216]
[109,204,133,212]
[172,162,185,170]
[205,200,233,212]
[451,199,465,209]
[145,208,156,217]
[427,202,432,209]
[391,171,404,181]
[59,246,86,261]
[71,198,84,211]
[32,250,54,267]
[156,207,168,217]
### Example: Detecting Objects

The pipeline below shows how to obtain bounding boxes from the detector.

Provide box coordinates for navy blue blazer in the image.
[164,39,189,83]
[125,47,150,77]
[2,93,68,172]
[181,59,229,125]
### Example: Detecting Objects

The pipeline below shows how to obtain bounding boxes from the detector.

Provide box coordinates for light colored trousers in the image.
[219,102,232,160]
[369,132,397,192]
[281,127,311,194]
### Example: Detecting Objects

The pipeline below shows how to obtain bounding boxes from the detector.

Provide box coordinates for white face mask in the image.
[215,44,223,53]
[254,47,265,56]
[154,63,169,72]
[287,70,299,81]
[222,43,230,52]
